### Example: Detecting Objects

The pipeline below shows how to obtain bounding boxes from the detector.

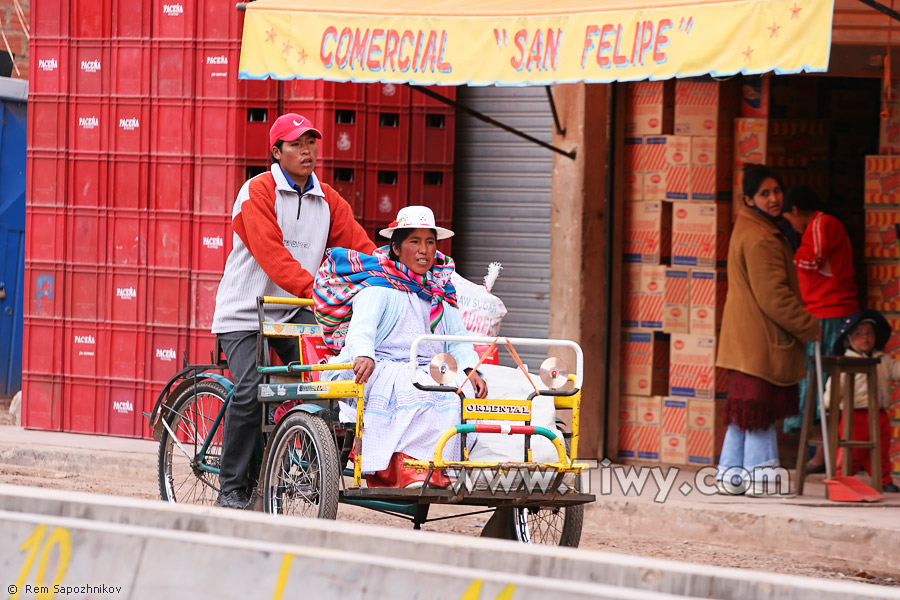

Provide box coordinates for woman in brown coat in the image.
[716,164,820,496]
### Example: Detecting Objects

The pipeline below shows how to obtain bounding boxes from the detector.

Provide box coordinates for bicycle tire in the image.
[261,411,340,520]
[158,380,228,505]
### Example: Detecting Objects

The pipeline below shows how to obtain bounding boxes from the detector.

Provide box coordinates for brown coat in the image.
[717,205,819,386]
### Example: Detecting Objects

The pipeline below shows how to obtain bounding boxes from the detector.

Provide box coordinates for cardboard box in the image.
[879,101,900,155]
[689,269,727,336]
[621,263,641,329]
[639,265,666,330]
[671,202,731,268]
[767,120,828,168]
[733,119,767,212]
[864,209,900,260]
[636,396,662,461]
[867,262,900,312]
[623,201,671,264]
[674,79,738,137]
[884,312,900,358]
[690,136,732,202]
[624,137,644,201]
[621,330,669,396]
[663,267,690,334]
[669,333,727,400]
[625,81,674,136]
[687,399,725,465]
[741,75,770,119]
[661,397,688,464]
[864,156,900,208]
[618,395,638,459]
[644,136,690,201]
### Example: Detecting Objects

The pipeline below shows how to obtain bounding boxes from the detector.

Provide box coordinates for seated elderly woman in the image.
[314,206,488,489]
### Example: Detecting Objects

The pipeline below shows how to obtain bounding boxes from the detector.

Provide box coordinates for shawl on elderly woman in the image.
[313,246,458,351]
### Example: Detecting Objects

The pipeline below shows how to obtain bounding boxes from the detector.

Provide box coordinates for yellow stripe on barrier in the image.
[262,296,314,306]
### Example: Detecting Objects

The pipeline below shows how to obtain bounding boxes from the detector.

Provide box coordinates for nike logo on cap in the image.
[293,119,304,126]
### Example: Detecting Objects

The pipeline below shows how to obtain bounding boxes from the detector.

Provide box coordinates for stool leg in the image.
[867,369,882,493]
[827,367,842,479]
[841,370,855,477]
[796,368,817,496]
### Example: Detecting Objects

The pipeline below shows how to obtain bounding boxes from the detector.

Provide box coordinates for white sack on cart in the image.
[468,364,562,464]
[451,265,507,337]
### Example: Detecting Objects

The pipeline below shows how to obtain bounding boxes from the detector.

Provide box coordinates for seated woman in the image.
[314,206,488,489]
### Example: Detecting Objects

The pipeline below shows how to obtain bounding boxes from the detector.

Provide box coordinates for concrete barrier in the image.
[0,485,896,600]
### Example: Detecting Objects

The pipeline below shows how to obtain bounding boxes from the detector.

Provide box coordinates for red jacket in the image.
[795,211,859,319]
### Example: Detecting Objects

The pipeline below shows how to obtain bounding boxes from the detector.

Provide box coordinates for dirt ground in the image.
[0,396,897,588]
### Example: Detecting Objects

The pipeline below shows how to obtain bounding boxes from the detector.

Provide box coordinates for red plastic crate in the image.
[148,269,190,326]
[65,266,107,321]
[193,159,241,215]
[71,0,111,39]
[68,152,109,207]
[150,100,194,155]
[107,381,146,438]
[63,376,105,434]
[30,40,69,95]
[197,0,243,41]
[22,317,65,375]
[188,327,220,366]
[146,325,189,383]
[282,101,367,162]
[27,96,67,151]
[152,0,197,40]
[195,42,240,100]
[110,41,152,97]
[24,262,64,319]
[239,78,279,103]
[70,42,110,96]
[107,267,147,323]
[22,374,63,432]
[25,206,66,263]
[410,109,456,166]
[65,207,107,265]
[318,160,364,220]
[64,320,104,377]
[149,156,193,212]
[110,100,151,154]
[112,0,152,39]
[364,166,409,221]
[190,274,220,329]
[409,166,453,222]
[191,215,233,274]
[284,80,366,104]
[109,157,150,210]
[361,219,391,247]
[31,0,69,38]
[242,104,279,161]
[148,212,191,270]
[194,100,242,158]
[411,85,457,108]
[27,150,68,206]
[366,82,410,107]
[106,325,147,380]
[367,109,410,164]
[69,99,110,153]
[150,42,196,98]
[108,209,149,266]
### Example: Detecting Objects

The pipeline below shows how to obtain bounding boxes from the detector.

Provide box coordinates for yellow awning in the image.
[239,0,834,85]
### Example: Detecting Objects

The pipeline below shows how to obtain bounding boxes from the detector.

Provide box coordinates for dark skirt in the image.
[723,370,799,431]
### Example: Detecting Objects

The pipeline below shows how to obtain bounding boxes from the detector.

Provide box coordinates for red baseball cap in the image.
[269,113,322,148]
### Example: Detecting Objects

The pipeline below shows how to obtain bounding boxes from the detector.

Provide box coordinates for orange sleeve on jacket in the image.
[322,183,378,254]
[234,175,315,298]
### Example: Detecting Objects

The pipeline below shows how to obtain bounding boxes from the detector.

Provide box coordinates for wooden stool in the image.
[795,355,882,495]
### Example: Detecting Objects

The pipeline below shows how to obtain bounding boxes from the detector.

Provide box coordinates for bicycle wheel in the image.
[158,380,227,505]
[261,411,340,520]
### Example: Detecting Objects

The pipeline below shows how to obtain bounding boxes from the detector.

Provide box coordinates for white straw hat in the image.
[379,205,454,240]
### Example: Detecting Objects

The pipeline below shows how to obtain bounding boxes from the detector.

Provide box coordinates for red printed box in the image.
[688,399,725,465]
[644,136,690,201]
[865,156,900,208]
[674,79,739,137]
[624,137,644,201]
[621,330,669,397]
[689,269,727,336]
[625,81,673,136]
[733,118,768,212]
[741,75,770,119]
[636,396,662,462]
[864,209,900,260]
[672,202,730,268]
[639,265,666,330]
[662,397,688,464]
[617,395,638,459]
[867,262,900,312]
[621,263,641,329]
[690,136,732,202]
[623,201,671,264]
[663,267,690,334]
[669,333,727,400]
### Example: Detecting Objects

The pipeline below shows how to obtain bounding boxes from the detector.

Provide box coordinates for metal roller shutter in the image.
[452,86,553,369]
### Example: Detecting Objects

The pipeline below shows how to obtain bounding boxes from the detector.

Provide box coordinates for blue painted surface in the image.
[0,98,26,395]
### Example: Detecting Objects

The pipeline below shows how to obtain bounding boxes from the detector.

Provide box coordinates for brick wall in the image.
[0,0,28,80]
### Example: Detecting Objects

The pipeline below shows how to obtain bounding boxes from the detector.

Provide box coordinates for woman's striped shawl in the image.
[313,246,458,351]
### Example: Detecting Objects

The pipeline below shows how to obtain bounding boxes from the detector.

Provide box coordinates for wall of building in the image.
[0,0,28,80]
